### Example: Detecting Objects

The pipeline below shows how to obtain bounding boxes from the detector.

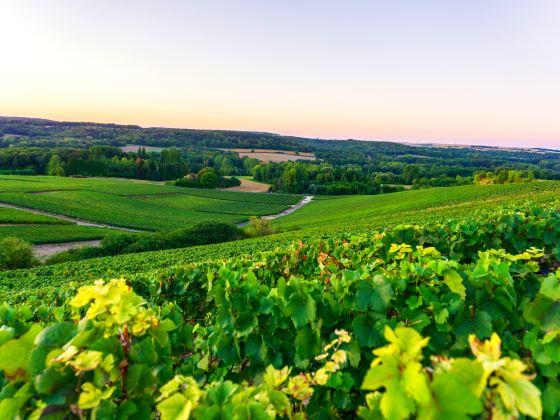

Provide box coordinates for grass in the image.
[0,176,301,233]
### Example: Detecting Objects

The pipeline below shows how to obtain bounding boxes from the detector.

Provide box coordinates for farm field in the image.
[274,181,560,230]
[220,147,317,162]
[0,176,301,235]
[0,225,126,244]
[0,206,70,224]
[224,177,271,192]
[3,180,559,297]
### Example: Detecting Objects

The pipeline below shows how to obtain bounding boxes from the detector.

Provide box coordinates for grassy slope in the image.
[0,206,70,224]
[0,176,301,232]
[0,225,129,244]
[274,182,560,230]
[2,181,559,300]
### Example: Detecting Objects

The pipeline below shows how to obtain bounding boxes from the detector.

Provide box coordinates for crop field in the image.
[0,206,70,224]
[1,178,560,419]
[220,148,317,162]
[274,181,560,230]
[0,176,301,235]
[0,225,126,244]
[2,180,559,294]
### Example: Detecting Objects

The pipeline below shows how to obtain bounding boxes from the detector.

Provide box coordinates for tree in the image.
[248,216,274,236]
[0,237,37,270]
[47,154,65,176]
[198,167,219,189]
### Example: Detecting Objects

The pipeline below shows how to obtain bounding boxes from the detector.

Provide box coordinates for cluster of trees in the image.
[252,161,407,194]
[174,167,241,189]
[474,169,535,185]
[0,145,252,181]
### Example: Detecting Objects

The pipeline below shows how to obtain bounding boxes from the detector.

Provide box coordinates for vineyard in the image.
[0,207,70,225]
[273,181,560,230]
[0,225,127,245]
[0,176,301,242]
[0,195,559,417]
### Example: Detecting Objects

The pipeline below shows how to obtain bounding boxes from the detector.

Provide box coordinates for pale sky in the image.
[1,1,559,148]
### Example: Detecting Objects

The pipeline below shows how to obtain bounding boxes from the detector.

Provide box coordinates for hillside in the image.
[0,176,301,243]
[0,190,558,417]
[2,181,559,302]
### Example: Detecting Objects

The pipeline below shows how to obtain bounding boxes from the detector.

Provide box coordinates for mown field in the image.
[0,176,302,241]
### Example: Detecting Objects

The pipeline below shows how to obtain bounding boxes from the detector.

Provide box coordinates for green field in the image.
[0,225,128,244]
[0,206,70,224]
[3,180,559,293]
[0,176,302,241]
[274,181,560,230]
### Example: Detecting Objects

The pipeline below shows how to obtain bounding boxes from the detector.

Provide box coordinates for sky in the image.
[1,1,559,149]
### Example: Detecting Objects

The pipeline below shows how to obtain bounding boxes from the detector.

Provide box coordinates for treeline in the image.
[2,117,560,173]
[0,145,253,182]
[1,117,560,194]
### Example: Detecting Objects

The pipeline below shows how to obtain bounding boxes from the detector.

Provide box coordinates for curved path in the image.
[237,195,314,227]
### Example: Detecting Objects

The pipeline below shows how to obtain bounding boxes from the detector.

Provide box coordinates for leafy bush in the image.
[175,170,241,189]
[46,222,240,264]
[247,216,275,236]
[0,237,36,270]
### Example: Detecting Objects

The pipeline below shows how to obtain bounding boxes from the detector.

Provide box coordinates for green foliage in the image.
[474,169,535,185]
[46,222,240,264]
[0,175,301,236]
[0,187,560,416]
[0,278,547,418]
[46,154,64,176]
[247,216,275,237]
[0,237,36,270]
[359,327,541,419]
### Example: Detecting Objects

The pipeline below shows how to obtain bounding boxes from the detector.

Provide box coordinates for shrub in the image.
[0,237,37,270]
[247,216,274,236]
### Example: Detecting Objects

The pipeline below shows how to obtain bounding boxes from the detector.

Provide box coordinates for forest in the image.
[1,117,559,194]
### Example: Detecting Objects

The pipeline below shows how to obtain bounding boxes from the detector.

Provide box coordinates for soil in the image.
[224,179,271,193]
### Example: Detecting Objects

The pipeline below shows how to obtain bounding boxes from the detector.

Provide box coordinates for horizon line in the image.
[1,114,559,153]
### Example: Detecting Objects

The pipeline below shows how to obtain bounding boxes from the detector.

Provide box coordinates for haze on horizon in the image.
[1,0,559,149]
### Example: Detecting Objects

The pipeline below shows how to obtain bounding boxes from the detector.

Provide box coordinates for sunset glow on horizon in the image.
[1,1,559,149]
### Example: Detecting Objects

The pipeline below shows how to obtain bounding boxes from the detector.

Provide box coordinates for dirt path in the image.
[237,195,314,227]
[0,202,144,232]
[33,240,102,261]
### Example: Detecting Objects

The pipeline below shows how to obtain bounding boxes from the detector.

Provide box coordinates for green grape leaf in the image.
[0,324,42,382]
[34,322,76,348]
[285,292,316,328]
[354,276,393,312]
[157,393,193,420]
[295,326,320,361]
[443,269,466,300]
